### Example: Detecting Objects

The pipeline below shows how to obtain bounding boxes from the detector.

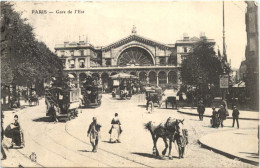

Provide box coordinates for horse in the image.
[144,117,184,159]
[120,89,128,99]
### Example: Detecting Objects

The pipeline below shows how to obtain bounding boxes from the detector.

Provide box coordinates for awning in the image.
[68,74,75,79]
[232,81,245,88]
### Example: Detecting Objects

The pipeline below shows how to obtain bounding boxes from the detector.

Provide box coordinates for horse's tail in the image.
[144,121,152,130]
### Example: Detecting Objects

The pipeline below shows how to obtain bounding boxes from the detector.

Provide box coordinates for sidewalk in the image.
[199,129,259,166]
[178,107,259,120]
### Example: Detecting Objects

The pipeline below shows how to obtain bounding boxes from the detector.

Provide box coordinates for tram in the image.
[80,74,102,107]
[45,75,80,121]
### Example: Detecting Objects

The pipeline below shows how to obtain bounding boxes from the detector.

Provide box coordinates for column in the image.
[65,58,68,69]
[166,74,169,84]
[156,75,159,86]
[75,58,79,68]
[77,73,80,88]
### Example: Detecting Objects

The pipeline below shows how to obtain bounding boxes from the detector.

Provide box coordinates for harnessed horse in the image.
[145,118,184,159]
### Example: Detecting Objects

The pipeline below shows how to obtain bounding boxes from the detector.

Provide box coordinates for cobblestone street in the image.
[1,94,258,167]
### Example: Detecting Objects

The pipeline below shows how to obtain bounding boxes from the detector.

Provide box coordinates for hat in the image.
[212,106,215,109]
[233,106,237,108]
[14,115,18,118]
[93,117,97,121]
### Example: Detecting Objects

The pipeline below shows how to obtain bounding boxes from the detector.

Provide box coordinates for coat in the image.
[197,104,205,114]
[218,108,227,120]
[232,109,240,118]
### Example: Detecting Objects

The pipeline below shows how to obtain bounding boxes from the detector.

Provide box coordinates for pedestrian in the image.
[87,117,101,152]
[109,113,122,143]
[211,106,219,128]
[48,104,58,123]
[197,100,205,121]
[147,98,154,113]
[1,112,7,160]
[218,105,226,128]
[10,115,24,148]
[232,106,239,129]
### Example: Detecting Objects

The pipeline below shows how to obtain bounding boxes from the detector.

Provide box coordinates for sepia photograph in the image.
[1,1,259,167]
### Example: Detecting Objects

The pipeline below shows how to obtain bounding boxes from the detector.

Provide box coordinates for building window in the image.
[183,47,187,53]
[70,50,74,56]
[159,57,166,65]
[80,50,84,56]
[69,59,75,68]
[61,50,65,57]
[62,60,66,68]
[79,59,85,68]
[105,58,111,66]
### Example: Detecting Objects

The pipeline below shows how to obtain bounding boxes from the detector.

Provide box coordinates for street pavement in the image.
[177,107,259,120]
[176,106,259,165]
[1,94,259,167]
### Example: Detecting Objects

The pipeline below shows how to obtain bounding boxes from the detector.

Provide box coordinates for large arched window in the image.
[117,47,154,66]
[168,71,177,84]
[158,71,167,85]
[149,71,157,85]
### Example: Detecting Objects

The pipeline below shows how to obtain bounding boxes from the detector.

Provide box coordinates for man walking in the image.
[211,106,219,128]
[232,106,239,128]
[197,100,205,121]
[87,117,101,152]
[218,105,226,128]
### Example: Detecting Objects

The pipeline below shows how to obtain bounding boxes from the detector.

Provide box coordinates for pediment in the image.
[102,34,173,52]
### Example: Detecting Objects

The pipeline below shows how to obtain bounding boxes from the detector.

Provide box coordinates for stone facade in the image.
[54,29,215,90]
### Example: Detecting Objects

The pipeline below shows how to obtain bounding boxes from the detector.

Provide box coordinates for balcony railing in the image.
[64,63,179,70]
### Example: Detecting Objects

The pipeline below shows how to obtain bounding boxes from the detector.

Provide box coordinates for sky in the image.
[12,1,248,69]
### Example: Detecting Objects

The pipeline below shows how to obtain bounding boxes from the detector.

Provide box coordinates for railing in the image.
[65,64,178,69]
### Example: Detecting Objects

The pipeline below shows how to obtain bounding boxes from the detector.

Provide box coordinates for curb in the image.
[198,138,259,166]
[177,110,259,121]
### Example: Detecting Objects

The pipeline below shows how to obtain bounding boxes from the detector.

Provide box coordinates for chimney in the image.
[183,33,189,41]
[200,32,206,39]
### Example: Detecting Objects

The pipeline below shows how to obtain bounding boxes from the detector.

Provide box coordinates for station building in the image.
[54,27,215,90]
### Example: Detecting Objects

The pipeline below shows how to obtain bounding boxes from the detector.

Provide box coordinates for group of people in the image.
[211,105,240,128]
[197,99,240,129]
[87,113,122,152]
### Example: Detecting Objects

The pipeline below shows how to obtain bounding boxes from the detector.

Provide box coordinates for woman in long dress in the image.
[109,113,122,143]
[10,115,24,148]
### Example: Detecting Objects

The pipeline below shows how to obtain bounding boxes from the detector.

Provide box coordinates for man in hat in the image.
[197,100,205,121]
[218,105,227,128]
[232,106,240,128]
[211,106,219,128]
[87,117,101,152]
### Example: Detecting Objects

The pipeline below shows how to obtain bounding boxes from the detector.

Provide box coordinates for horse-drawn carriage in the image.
[162,89,179,109]
[145,86,163,107]
[28,88,39,106]
[45,75,80,121]
[80,76,102,107]
[111,73,138,100]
